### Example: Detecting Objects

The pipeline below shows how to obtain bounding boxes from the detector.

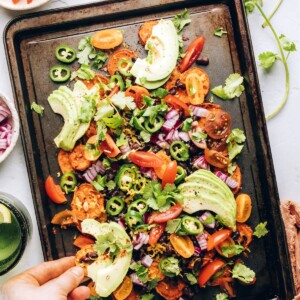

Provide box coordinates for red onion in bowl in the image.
[178,132,190,142]
[0,105,10,123]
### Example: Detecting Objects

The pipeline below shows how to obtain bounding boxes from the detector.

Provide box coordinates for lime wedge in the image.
[0,204,12,224]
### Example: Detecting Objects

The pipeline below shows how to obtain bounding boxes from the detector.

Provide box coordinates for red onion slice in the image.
[162,118,179,133]
[130,273,146,287]
[120,143,131,154]
[199,211,216,229]
[83,161,106,183]
[214,171,238,189]
[178,132,190,142]
[196,232,208,251]
[165,109,179,120]
[193,156,210,171]
[189,105,209,117]
[194,246,201,256]
[156,140,170,150]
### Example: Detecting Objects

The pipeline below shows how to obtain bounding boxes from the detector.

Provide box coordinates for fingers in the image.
[23,256,75,286]
[42,266,85,297]
[67,286,90,300]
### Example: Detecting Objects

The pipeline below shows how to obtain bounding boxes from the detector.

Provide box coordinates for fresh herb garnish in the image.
[31,102,44,116]
[221,244,244,257]
[232,263,256,284]
[226,128,246,160]
[214,27,227,37]
[184,273,198,285]
[253,221,269,238]
[77,37,97,65]
[216,292,229,300]
[93,51,108,69]
[172,9,191,33]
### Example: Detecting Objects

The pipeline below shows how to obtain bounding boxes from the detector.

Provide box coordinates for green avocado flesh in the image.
[81,219,133,297]
[178,169,236,230]
[47,81,91,151]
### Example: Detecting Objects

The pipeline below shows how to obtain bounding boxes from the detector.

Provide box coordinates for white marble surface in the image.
[0,0,299,284]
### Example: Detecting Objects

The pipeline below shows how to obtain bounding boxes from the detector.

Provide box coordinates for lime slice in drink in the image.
[0,204,11,224]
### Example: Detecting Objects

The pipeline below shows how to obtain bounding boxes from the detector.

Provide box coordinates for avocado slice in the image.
[178,169,236,230]
[131,19,179,87]
[81,219,133,297]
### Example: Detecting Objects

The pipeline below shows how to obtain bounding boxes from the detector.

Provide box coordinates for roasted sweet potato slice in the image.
[138,20,158,45]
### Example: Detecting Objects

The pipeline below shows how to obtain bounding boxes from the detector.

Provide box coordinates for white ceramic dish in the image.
[0,92,20,164]
[0,0,50,11]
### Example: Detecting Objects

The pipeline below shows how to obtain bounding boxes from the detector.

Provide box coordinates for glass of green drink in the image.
[0,192,32,275]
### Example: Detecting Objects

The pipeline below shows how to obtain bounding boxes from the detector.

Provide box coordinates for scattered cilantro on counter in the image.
[232,263,256,284]
[172,9,191,32]
[226,128,246,160]
[77,37,97,65]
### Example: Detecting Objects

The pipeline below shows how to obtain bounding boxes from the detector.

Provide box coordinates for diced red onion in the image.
[174,120,183,130]
[188,128,207,149]
[118,218,126,228]
[193,156,210,171]
[130,273,146,287]
[214,171,238,189]
[165,109,179,120]
[156,140,170,150]
[120,143,131,154]
[0,121,12,151]
[0,105,10,123]
[194,246,201,256]
[166,129,175,141]
[132,233,149,249]
[189,105,209,117]
[140,167,158,180]
[178,132,190,142]
[196,232,208,251]
[83,161,106,183]
[141,255,153,267]
[162,117,179,133]
[199,211,216,229]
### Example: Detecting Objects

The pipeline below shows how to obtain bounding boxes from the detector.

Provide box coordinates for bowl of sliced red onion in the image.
[0,92,20,163]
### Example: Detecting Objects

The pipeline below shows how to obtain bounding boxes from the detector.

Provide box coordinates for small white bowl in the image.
[0,91,20,164]
[0,0,50,11]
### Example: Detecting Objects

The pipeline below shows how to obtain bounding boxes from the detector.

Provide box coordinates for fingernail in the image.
[71,266,84,276]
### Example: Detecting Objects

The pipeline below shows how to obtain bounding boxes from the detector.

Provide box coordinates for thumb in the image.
[42,266,84,296]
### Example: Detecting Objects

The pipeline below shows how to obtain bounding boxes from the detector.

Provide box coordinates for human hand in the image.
[0,256,90,300]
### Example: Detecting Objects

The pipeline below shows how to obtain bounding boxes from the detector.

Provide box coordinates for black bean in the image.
[169,87,176,95]
[196,56,209,66]
[183,287,194,298]
[232,231,240,241]
[132,57,137,63]
[189,145,198,155]
[79,257,93,263]
[87,252,99,259]
[176,79,186,90]
[158,234,167,243]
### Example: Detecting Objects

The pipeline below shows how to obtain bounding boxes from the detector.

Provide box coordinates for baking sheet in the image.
[4,0,295,298]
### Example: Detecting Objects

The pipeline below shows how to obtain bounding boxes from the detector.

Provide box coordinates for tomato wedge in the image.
[179,36,205,73]
[198,258,226,287]
[207,229,232,251]
[162,160,177,188]
[125,86,150,109]
[148,203,183,224]
[164,94,190,117]
[128,151,164,168]
[45,175,67,204]
[149,223,166,246]
[100,133,120,158]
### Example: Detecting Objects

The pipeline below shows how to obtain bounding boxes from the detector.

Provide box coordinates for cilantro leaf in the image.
[258,52,280,69]
[226,128,246,160]
[143,102,168,124]
[140,131,151,143]
[221,244,244,257]
[110,92,136,110]
[181,118,193,132]
[159,257,180,277]
[91,175,107,192]
[92,51,108,69]
[142,95,155,106]
[150,88,169,98]
[184,273,198,285]
[130,262,148,283]
[191,131,207,142]
[125,78,132,89]
[141,294,155,300]
[94,99,114,121]
[172,9,191,33]
[93,231,123,258]
[96,120,107,142]
[232,263,256,284]
[166,219,182,234]
[31,102,44,116]
[77,37,97,65]
[216,293,229,300]
[103,114,124,129]
[147,278,159,289]
[71,64,95,81]
[106,180,116,191]
[214,27,227,38]
[211,73,245,100]
[279,34,297,52]
[116,132,128,147]
[253,221,269,238]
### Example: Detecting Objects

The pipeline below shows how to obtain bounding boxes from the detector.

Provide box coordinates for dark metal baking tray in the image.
[4,0,294,298]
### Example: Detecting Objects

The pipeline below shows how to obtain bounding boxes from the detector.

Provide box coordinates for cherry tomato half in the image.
[100,133,120,158]
[207,229,232,251]
[148,203,183,224]
[170,233,195,258]
[45,175,67,204]
[236,194,252,223]
[84,135,103,161]
[128,151,164,168]
[162,160,177,188]
[153,151,172,179]
[91,29,123,49]
[149,223,166,246]
[164,94,190,117]
[125,86,150,109]
[198,258,226,287]
[185,72,205,105]
[179,36,205,73]
[205,110,231,140]
[204,148,230,169]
